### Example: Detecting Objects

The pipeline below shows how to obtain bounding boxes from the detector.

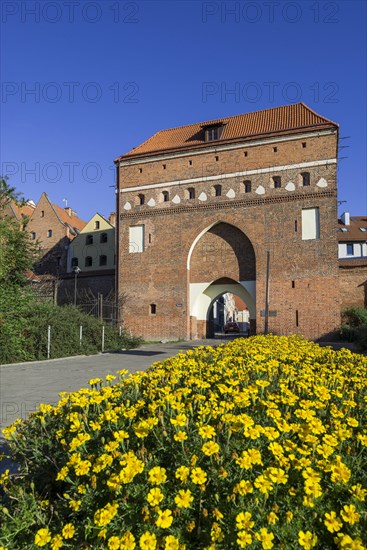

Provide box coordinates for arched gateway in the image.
[188,222,256,339]
[115,103,341,341]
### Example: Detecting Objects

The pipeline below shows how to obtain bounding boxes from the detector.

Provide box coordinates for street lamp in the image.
[73,266,81,306]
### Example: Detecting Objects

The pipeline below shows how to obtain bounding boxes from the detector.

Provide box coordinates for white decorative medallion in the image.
[255,185,265,195]
[172,194,181,204]
[316,178,328,188]
[285,181,295,191]
[226,188,236,198]
[124,202,131,210]
[147,198,156,207]
[198,192,207,201]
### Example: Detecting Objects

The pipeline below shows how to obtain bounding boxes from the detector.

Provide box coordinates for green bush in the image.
[0,301,142,364]
[340,307,367,350]
[342,307,367,328]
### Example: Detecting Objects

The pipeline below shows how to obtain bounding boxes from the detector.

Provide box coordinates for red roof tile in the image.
[119,103,337,159]
[51,203,86,232]
[338,216,367,242]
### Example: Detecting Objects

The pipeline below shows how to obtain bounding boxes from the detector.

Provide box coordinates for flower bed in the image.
[1,335,367,549]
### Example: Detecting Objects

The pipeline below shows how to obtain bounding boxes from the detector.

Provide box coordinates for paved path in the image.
[0,339,228,433]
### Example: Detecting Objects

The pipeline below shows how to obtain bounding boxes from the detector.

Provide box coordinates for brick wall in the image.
[118,130,340,341]
[339,265,367,310]
[27,194,69,275]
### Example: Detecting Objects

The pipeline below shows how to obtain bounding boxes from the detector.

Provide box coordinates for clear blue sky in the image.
[1,0,366,221]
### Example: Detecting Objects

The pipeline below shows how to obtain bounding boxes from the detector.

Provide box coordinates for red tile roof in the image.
[119,103,337,159]
[338,216,367,242]
[52,203,86,232]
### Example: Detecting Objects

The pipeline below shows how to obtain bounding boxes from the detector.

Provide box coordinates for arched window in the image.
[213,184,222,197]
[86,234,93,245]
[99,255,107,266]
[138,193,145,205]
[94,220,100,229]
[162,191,169,202]
[301,172,310,186]
[85,256,93,267]
[71,257,78,267]
[100,232,108,243]
[244,180,252,193]
[31,232,36,240]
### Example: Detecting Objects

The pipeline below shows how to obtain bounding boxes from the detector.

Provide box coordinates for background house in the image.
[338,212,367,309]
[57,213,116,317]
[26,193,86,275]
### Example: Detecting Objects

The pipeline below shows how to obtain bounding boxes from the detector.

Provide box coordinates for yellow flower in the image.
[340,504,360,524]
[148,466,167,484]
[198,425,216,439]
[174,489,193,508]
[255,528,274,549]
[174,431,188,442]
[191,467,207,485]
[298,531,318,549]
[350,483,367,502]
[156,509,173,529]
[147,487,164,507]
[234,479,253,496]
[175,465,190,483]
[120,531,136,550]
[324,511,342,533]
[236,512,254,531]
[170,413,187,427]
[237,531,253,548]
[62,523,75,539]
[267,511,278,525]
[108,536,121,549]
[202,441,220,456]
[164,535,180,550]
[286,511,293,523]
[34,528,52,547]
[51,534,63,550]
[140,531,157,549]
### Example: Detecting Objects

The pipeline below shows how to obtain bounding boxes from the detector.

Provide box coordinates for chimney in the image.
[109,212,116,226]
[341,212,350,226]
[65,207,72,217]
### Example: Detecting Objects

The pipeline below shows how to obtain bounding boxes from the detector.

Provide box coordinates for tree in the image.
[0,177,39,286]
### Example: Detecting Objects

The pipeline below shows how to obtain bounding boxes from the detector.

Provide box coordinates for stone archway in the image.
[188,222,256,339]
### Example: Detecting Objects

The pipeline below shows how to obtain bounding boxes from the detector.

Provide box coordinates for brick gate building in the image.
[115,103,340,341]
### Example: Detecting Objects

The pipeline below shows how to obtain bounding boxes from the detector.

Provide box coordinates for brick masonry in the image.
[117,129,341,341]
[339,265,367,310]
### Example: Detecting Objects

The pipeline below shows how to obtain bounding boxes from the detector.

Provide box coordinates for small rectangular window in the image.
[163,164,166,170]
[302,142,307,148]
[215,156,219,162]
[272,176,281,189]
[302,208,320,240]
[188,160,192,166]
[273,147,277,152]
[129,225,144,253]
[41,210,45,217]
[31,232,36,240]
[296,310,299,327]
[150,304,156,315]
[346,243,354,255]
[292,281,295,288]
[139,168,143,173]
[47,229,52,237]
[244,151,248,157]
